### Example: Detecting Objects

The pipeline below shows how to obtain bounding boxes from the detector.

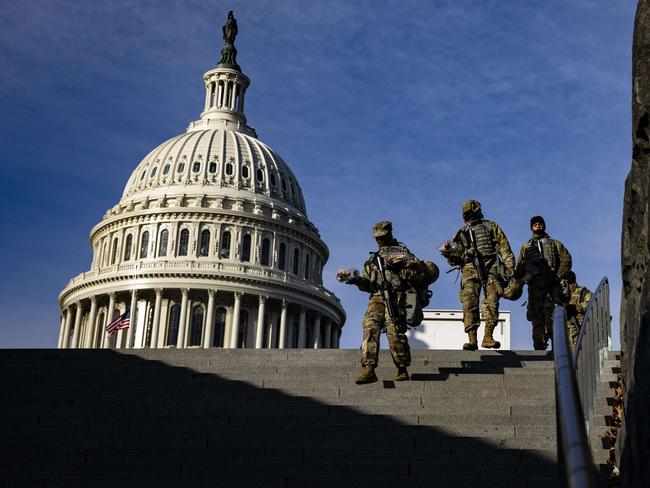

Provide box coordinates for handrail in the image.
[553,306,598,487]
[571,277,611,432]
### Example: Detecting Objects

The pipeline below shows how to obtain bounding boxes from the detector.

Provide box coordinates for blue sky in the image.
[0,0,635,349]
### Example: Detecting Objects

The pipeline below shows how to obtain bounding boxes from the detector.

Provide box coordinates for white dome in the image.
[121,128,307,215]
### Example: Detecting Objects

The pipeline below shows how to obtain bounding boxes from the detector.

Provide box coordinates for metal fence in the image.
[552,276,610,487]
[572,277,611,433]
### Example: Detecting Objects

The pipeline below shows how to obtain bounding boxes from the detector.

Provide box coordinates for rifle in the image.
[460,228,487,296]
[371,251,401,331]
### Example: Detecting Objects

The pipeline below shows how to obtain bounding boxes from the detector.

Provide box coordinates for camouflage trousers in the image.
[459,275,503,333]
[526,283,565,349]
[566,317,580,350]
[360,294,411,368]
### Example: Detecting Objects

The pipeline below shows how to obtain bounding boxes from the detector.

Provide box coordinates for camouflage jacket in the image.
[447,219,515,280]
[354,242,424,297]
[568,284,593,325]
[515,234,572,287]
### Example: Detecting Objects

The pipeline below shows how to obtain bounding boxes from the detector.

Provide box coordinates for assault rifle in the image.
[372,251,401,331]
[459,228,487,296]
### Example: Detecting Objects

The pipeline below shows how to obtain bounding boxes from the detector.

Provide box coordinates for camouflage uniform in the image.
[444,201,515,349]
[354,241,421,369]
[564,278,593,348]
[515,224,572,350]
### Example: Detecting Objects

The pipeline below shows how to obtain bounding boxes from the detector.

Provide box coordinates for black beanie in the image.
[530,216,546,228]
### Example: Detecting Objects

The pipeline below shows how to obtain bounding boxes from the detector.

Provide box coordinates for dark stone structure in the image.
[620,1,650,485]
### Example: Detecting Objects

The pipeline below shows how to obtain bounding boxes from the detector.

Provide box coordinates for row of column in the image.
[204,78,244,113]
[58,289,341,351]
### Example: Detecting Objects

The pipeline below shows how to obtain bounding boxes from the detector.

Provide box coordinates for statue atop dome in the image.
[218,11,240,70]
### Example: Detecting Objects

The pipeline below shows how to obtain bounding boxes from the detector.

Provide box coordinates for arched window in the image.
[225,162,234,175]
[162,163,170,175]
[140,231,149,258]
[192,161,201,173]
[292,248,300,275]
[238,310,249,348]
[209,161,217,173]
[199,229,210,257]
[261,238,270,266]
[242,166,250,179]
[220,230,231,258]
[150,166,157,178]
[241,234,251,262]
[213,307,226,347]
[278,243,287,271]
[124,234,132,261]
[110,238,119,264]
[178,229,189,256]
[270,174,277,187]
[140,170,146,181]
[304,253,310,280]
[166,304,181,346]
[189,305,204,346]
[158,230,169,257]
[177,162,185,173]
[256,168,264,182]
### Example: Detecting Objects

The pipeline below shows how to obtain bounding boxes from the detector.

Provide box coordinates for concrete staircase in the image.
[589,350,621,473]
[0,349,608,487]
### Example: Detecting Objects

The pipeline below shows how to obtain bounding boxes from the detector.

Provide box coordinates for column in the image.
[71,302,84,349]
[57,313,65,349]
[150,289,163,348]
[176,289,189,349]
[278,300,288,349]
[330,323,338,349]
[229,292,242,348]
[324,319,332,350]
[203,289,216,348]
[84,297,98,348]
[61,308,73,349]
[312,313,321,349]
[103,293,116,348]
[217,80,223,108]
[125,289,138,349]
[230,82,237,110]
[297,307,307,348]
[254,295,267,349]
[204,82,211,111]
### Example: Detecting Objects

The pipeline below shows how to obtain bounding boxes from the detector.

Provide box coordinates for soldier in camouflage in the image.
[562,271,593,349]
[337,221,426,384]
[440,200,516,351]
[514,216,572,350]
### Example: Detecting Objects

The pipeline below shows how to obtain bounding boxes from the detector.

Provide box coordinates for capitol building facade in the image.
[57,14,346,351]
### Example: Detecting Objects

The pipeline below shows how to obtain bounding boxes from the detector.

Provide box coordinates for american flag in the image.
[106,310,130,335]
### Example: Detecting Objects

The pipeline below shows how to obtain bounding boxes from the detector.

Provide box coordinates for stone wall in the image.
[619,1,650,485]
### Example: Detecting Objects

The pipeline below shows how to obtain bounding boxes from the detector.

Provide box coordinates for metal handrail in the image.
[572,277,611,432]
[553,276,610,487]
[553,306,598,487]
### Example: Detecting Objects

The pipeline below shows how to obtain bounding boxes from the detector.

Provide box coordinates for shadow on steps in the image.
[0,349,563,488]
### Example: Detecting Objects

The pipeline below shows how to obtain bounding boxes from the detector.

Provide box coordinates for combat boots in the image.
[355,365,378,384]
[481,325,501,349]
[463,330,478,351]
[395,366,410,381]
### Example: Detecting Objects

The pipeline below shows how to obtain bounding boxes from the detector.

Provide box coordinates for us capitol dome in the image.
[57,12,345,351]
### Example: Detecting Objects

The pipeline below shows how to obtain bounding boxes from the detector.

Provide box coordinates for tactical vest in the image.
[525,237,559,272]
[466,221,496,258]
